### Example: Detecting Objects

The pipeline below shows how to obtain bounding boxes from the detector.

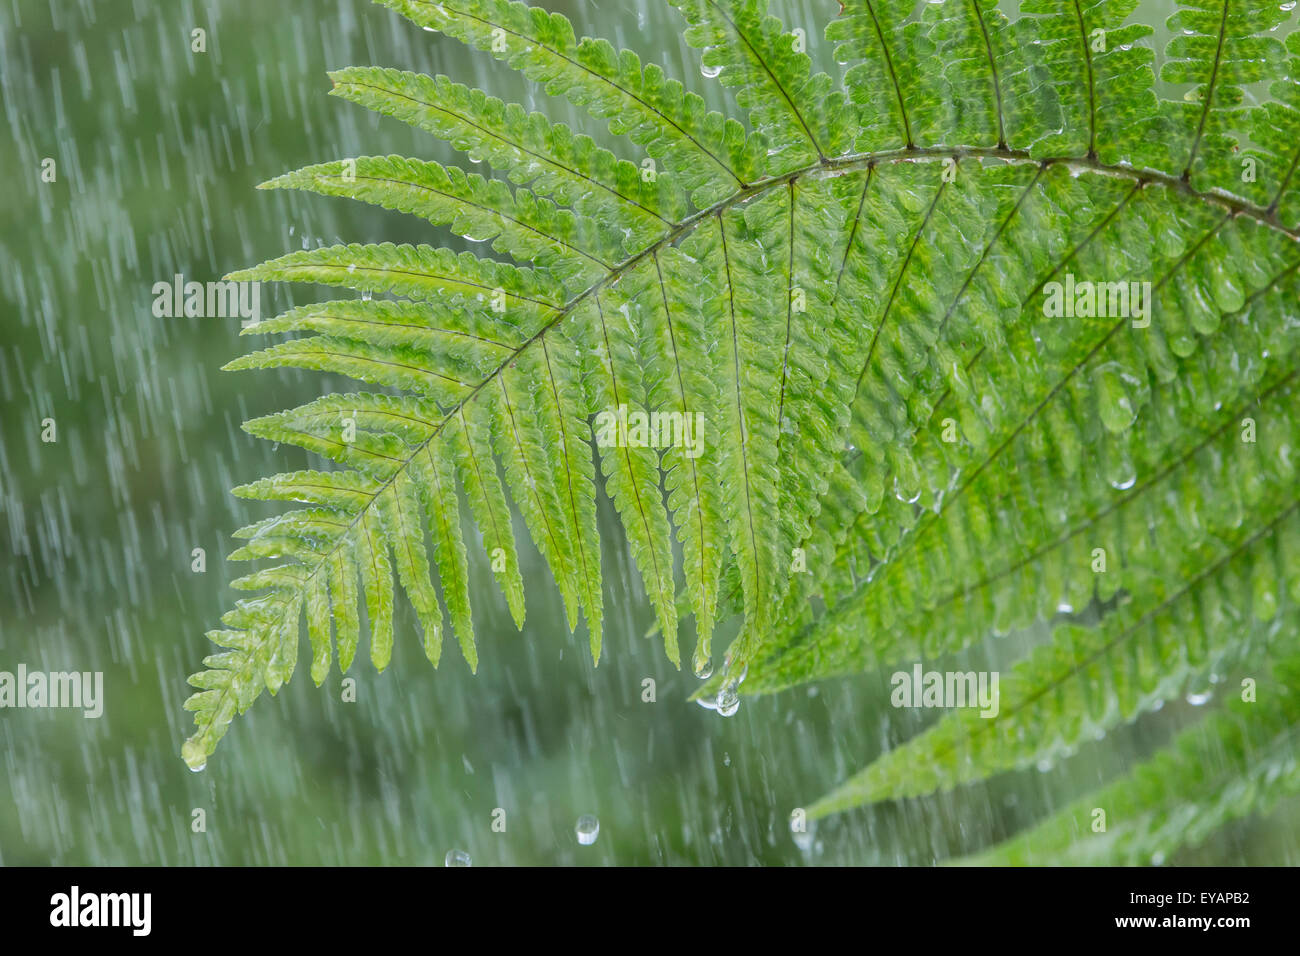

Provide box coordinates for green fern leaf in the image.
[181,0,1300,870]
[966,649,1300,866]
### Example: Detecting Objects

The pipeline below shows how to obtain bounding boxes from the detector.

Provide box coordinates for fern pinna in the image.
[183,0,1300,864]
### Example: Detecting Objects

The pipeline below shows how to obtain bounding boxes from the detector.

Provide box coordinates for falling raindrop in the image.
[575,814,600,846]
[444,849,472,867]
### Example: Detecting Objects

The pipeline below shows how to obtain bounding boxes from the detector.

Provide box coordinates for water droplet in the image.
[181,741,207,772]
[693,657,713,680]
[1107,449,1136,490]
[701,63,723,78]
[1186,690,1213,706]
[893,477,922,504]
[723,752,731,767]
[716,683,740,717]
[444,849,472,867]
[575,814,600,845]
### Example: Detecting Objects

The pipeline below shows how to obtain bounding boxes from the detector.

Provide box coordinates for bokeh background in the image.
[2,0,1298,865]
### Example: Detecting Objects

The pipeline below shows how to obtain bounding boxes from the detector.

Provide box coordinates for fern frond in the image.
[811,374,1300,812]
[966,649,1300,866]
[1243,31,1300,225]
[669,0,848,171]
[374,0,764,205]
[186,0,1300,873]
[260,156,620,288]
[1158,0,1287,190]
[1019,0,1159,163]
[741,183,1300,697]
[228,241,565,320]
[327,66,687,249]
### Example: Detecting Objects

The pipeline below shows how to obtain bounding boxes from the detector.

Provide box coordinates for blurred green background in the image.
[2,0,1298,865]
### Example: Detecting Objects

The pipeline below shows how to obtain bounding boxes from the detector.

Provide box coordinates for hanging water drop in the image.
[1106,446,1136,490]
[1186,690,1213,706]
[181,740,207,772]
[444,849,472,867]
[716,682,740,717]
[693,657,713,680]
[701,63,723,78]
[575,814,600,845]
